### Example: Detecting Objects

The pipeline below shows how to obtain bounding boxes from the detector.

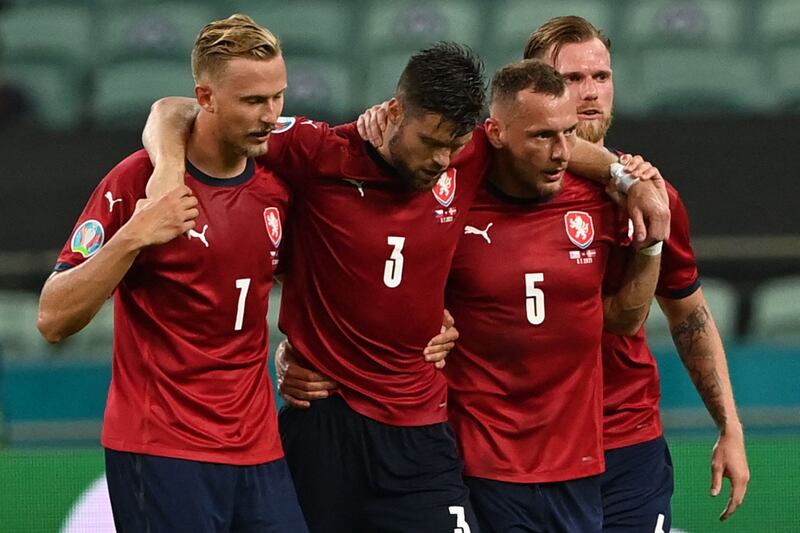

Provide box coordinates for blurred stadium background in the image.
[0,0,799,531]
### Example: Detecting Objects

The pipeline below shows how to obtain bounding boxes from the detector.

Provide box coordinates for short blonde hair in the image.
[191,14,281,82]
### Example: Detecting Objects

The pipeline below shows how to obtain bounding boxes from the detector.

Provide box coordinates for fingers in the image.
[434,359,446,369]
[629,206,647,243]
[710,461,723,497]
[284,366,339,392]
[442,308,455,330]
[280,392,311,409]
[721,472,749,521]
[424,342,455,363]
[366,105,386,148]
[356,112,369,141]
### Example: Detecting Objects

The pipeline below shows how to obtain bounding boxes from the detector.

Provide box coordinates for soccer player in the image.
[142,42,671,532]
[525,15,750,529]
[37,15,309,532]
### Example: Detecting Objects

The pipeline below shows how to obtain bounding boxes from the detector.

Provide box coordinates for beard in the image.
[387,134,439,192]
[576,112,613,144]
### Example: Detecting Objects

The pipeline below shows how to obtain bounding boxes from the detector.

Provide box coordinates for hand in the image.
[356,102,390,147]
[145,163,187,199]
[424,309,459,369]
[711,428,750,521]
[626,179,670,245]
[121,186,198,247]
[275,340,339,409]
[619,153,664,182]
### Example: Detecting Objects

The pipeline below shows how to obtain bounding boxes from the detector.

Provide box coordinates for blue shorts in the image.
[601,436,674,532]
[465,474,603,533]
[105,449,308,533]
[280,395,478,533]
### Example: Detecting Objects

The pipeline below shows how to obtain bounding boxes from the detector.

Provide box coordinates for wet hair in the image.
[396,42,486,137]
[490,59,566,108]
[192,14,281,82]
[524,16,611,63]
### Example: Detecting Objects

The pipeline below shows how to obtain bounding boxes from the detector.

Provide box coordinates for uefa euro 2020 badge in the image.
[71,220,105,258]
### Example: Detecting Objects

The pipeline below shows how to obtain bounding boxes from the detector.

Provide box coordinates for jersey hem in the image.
[463,462,605,484]
[658,278,701,300]
[603,426,664,451]
[339,393,449,427]
[101,438,285,466]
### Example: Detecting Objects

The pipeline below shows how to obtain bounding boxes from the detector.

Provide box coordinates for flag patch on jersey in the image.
[564,211,594,249]
[71,219,104,258]
[272,116,296,134]
[432,168,456,207]
[263,207,282,247]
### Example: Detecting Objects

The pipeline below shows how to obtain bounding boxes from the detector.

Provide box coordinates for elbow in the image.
[604,310,647,336]
[36,309,67,344]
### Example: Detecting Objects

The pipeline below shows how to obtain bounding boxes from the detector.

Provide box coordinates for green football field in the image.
[0,435,797,532]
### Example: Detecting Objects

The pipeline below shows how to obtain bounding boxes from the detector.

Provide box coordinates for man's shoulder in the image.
[103,149,153,190]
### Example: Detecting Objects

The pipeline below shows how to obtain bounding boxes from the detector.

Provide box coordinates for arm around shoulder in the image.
[143,97,200,198]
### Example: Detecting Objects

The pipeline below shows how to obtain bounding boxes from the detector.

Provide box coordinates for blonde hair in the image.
[191,14,281,82]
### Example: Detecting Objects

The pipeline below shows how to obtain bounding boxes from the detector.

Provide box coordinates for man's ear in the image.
[195,84,214,112]
[386,98,403,126]
[484,116,505,149]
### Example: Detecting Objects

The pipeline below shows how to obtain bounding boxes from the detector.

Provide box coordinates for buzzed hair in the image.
[490,59,566,108]
[524,16,611,63]
[191,14,281,82]
[396,42,486,137]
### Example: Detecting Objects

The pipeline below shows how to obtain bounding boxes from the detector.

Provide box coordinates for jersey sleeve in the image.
[54,152,150,272]
[657,184,700,299]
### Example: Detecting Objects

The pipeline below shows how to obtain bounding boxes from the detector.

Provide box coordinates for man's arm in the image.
[142,97,200,198]
[37,188,198,342]
[659,290,750,521]
[603,245,662,335]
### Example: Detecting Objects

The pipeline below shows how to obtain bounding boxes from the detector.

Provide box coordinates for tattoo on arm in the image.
[671,304,728,428]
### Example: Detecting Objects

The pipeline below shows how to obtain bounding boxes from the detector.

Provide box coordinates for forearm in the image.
[38,233,142,342]
[566,138,616,185]
[660,291,742,433]
[603,250,661,335]
[142,97,199,198]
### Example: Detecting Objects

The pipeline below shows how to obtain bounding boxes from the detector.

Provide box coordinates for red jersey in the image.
[602,181,699,450]
[445,173,628,483]
[260,118,491,426]
[55,150,290,465]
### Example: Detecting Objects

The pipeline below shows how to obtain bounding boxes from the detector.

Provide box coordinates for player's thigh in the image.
[601,437,674,532]
[466,476,540,533]
[231,457,309,533]
[105,448,236,533]
[539,476,603,533]
[279,397,365,533]
[362,422,479,533]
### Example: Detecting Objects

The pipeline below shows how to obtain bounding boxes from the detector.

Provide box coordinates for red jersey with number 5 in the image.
[55,150,290,465]
[602,181,699,449]
[260,118,491,426]
[445,173,629,483]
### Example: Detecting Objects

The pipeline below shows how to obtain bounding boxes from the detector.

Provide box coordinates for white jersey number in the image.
[234,278,251,331]
[383,236,406,288]
[525,273,545,325]
[448,506,472,533]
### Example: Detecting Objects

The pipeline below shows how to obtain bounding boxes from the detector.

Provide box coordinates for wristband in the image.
[610,162,640,194]
[639,241,663,256]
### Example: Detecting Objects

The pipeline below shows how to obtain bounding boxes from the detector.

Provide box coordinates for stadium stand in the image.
[284,57,356,122]
[750,276,800,345]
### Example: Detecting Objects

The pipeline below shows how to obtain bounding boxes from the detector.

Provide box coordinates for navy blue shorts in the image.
[279,395,478,533]
[465,474,603,533]
[105,449,308,533]
[601,436,674,532]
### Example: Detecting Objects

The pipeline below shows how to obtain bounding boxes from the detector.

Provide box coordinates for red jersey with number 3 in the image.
[602,181,699,449]
[259,118,491,426]
[55,150,290,465]
[445,173,629,483]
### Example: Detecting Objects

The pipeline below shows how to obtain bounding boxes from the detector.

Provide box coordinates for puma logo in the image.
[187,224,209,247]
[104,192,122,212]
[464,222,493,244]
[344,179,365,197]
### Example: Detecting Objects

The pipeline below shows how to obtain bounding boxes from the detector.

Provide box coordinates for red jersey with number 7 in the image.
[55,150,290,465]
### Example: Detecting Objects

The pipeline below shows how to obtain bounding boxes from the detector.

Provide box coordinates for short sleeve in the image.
[656,183,700,299]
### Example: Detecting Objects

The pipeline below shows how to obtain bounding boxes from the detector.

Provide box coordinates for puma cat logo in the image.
[464,223,493,244]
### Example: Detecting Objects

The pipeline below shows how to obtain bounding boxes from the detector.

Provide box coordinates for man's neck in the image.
[487,153,542,200]
[187,113,247,178]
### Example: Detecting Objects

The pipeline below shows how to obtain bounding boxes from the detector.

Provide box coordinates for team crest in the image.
[432,168,456,207]
[263,207,282,247]
[71,219,105,258]
[272,116,296,134]
[564,211,594,249]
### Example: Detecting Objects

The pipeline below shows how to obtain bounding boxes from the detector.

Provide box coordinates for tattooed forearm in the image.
[671,304,728,428]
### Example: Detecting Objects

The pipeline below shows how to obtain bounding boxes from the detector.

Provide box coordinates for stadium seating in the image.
[0,4,93,67]
[235,0,354,56]
[774,47,800,110]
[644,277,741,347]
[638,49,771,114]
[361,0,483,53]
[364,53,412,107]
[758,0,800,45]
[91,59,195,127]
[620,0,743,48]
[3,61,84,129]
[0,291,49,359]
[750,276,800,345]
[98,2,221,62]
[284,57,356,121]
[487,0,613,62]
